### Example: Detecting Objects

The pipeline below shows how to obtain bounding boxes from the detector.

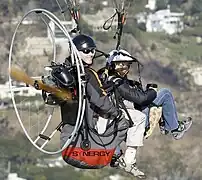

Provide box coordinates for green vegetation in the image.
[1,0,202,179]
[132,30,202,63]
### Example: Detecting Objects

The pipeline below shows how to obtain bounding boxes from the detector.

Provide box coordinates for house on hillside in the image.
[145,0,157,11]
[7,173,26,180]
[1,162,27,180]
[0,82,41,99]
[146,6,184,35]
[136,5,184,35]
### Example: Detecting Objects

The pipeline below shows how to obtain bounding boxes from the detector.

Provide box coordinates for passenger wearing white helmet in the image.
[98,49,158,178]
[104,49,192,140]
[98,48,193,178]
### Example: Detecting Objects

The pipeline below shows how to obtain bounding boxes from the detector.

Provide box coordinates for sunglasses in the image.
[116,62,132,67]
[80,48,95,54]
[113,51,122,56]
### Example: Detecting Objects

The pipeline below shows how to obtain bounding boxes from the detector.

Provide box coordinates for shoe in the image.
[171,117,192,140]
[118,157,146,179]
[110,154,120,168]
[159,125,169,135]
[159,119,169,135]
[110,150,123,168]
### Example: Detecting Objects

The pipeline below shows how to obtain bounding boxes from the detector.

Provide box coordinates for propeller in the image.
[9,66,72,101]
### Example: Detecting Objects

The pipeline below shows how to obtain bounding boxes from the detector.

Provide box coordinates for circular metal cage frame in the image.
[8,8,86,155]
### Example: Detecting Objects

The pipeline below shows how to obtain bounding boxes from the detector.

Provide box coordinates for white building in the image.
[0,82,41,99]
[145,6,184,35]
[102,1,109,6]
[136,12,147,24]
[4,162,27,180]
[7,173,26,180]
[145,0,157,11]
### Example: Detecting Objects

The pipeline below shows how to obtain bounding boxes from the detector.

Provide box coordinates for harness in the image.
[104,75,134,127]
[102,74,163,139]
[79,68,129,149]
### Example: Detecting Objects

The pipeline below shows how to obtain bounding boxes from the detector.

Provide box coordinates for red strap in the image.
[73,88,77,96]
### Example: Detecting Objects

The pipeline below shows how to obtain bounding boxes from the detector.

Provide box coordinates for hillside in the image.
[1,0,202,179]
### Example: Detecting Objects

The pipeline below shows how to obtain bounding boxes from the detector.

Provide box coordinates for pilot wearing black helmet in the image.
[59,34,130,169]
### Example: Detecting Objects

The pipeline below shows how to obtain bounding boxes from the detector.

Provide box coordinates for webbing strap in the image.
[110,76,134,127]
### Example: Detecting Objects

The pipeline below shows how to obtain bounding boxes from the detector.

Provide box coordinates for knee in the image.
[142,114,147,126]
[141,113,147,122]
[158,88,172,96]
[136,113,147,125]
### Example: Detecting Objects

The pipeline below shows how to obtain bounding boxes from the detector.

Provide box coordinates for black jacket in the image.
[85,67,119,119]
[106,75,157,110]
[51,65,120,126]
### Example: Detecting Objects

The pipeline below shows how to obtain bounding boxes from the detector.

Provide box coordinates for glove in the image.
[133,81,142,87]
[128,80,141,87]
[146,83,158,89]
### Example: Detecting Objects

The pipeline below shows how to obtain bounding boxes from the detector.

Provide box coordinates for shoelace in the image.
[178,121,186,131]
[130,164,146,177]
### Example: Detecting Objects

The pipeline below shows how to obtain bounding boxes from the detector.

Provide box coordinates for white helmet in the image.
[106,49,134,65]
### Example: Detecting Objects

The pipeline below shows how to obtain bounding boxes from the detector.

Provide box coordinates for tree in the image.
[0,0,29,17]
[0,133,44,172]
[156,0,168,10]
[190,0,202,15]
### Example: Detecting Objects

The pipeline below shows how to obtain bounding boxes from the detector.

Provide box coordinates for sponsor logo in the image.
[71,151,111,157]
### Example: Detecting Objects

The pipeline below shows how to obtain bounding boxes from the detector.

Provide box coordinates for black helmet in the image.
[72,34,96,51]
